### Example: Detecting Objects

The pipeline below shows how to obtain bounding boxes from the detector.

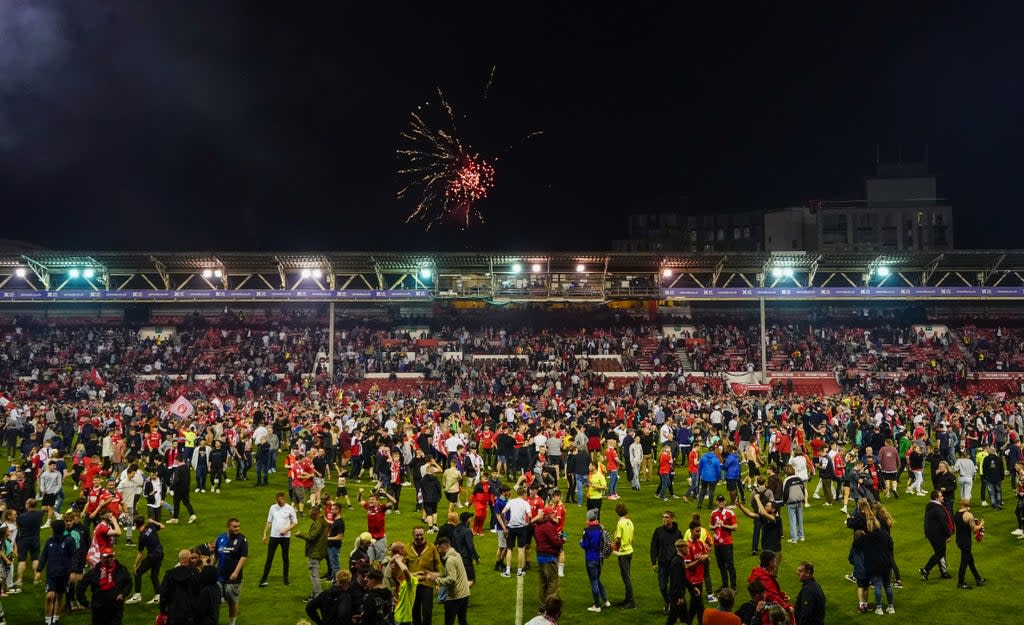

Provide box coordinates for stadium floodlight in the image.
[782,267,794,278]
[82,268,95,280]
[213,269,223,279]
[576,263,585,272]
[876,266,890,277]
[511,263,522,274]
[312,269,323,279]
[202,269,213,279]
[531,263,542,273]
[419,268,431,280]
[301,268,312,279]
[68,268,81,279]
[14,267,26,278]
[662,268,673,278]
[770,268,783,279]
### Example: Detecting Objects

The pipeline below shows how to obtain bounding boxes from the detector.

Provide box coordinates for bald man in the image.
[160,549,199,625]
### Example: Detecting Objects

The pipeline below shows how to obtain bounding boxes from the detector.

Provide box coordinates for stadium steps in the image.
[677,348,694,372]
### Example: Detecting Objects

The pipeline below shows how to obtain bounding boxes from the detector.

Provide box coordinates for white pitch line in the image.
[515,571,524,625]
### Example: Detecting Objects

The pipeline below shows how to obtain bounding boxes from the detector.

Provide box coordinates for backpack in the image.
[599,527,614,559]
[362,588,395,625]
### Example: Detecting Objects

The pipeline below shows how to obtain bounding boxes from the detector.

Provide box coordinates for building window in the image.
[717,229,725,241]
[742,226,751,239]
[733,227,741,240]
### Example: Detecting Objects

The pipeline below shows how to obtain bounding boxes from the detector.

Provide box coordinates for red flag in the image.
[90,367,105,387]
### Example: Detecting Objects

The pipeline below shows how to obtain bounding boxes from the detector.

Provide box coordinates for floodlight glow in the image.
[771,268,782,279]
[782,267,794,278]
[82,268,95,280]
[576,264,585,272]
[876,266,890,277]
[202,269,213,279]
[312,269,323,279]
[662,268,673,278]
[68,268,80,279]
[419,268,431,279]
[301,269,312,279]
[511,263,522,274]
[14,267,26,278]
[531,263,542,273]
[213,269,223,279]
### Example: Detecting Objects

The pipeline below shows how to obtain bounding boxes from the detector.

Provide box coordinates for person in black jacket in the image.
[78,547,132,625]
[452,512,479,585]
[419,464,443,532]
[168,461,197,524]
[919,490,954,580]
[794,561,825,625]
[665,539,692,624]
[38,519,78,622]
[981,446,1005,509]
[650,510,684,610]
[306,569,364,625]
[193,557,221,625]
[160,549,200,625]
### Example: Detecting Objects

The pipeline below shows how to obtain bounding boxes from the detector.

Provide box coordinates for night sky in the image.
[0,3,1021,252]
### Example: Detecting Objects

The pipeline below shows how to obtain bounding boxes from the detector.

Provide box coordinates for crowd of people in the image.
[0,312,1022,625]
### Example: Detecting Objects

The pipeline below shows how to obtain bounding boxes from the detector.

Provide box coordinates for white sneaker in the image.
[886,606,895,614]
[41,522,50,529]
[148,594,161,604]
[201,489,206,493]
[1011,529,1024,537]
[707,593,717,603]
[981,501,987,507]
[125,593,142,604]
[587,606,602,612]
[813,493,821,499]
[603,601,611,608]
[216,489,222,493]
[875,607,884,615]
[195,488,201,493]
[188,514,197,524]
[225,479,232,483]
[167,518,179,524]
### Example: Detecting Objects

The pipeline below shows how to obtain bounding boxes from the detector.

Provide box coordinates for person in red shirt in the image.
[544,489,567,577]
[357,488,395,563]
[605,440,621,500]
[684,521,710,624]
[88,512,122,566]
[685,446,701,502]
[479,426,496,470]
[658,444,676,500]
[81,456,104,497]
[709,495,738,590]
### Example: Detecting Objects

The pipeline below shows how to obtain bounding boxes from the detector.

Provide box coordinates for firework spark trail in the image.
[397,88,496,230]
[483,65,496,101]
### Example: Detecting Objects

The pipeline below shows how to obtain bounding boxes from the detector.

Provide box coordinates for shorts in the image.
[525,525,535,546]
[46,575,70,594]
[748,461,761,476]
[314,477,325,491]
[726,479,739,492]
[336,486,348,497]
[497,529,508,549]
[881,472,897,482]
[445,492,459,504]
[222,581,242,605]
[17,539,40,561]
[292,487,307,503]
[42,493,58,507]
[507,526,528,549]
[423,501,438,516]
[497,455,508,465]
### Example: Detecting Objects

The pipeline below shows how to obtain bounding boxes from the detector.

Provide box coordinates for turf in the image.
[7,470,1020,625]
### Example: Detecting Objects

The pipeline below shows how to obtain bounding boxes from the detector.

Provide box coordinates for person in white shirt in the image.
[259,491,298,587]
[501,486,533,577]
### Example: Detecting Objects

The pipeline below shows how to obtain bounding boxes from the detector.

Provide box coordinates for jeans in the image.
[196,466,208,490]
[957,477,973,502]
[617,553,633,603]
[631,463,641,488]
[657,563,671,603]
[308,557,322,595]
[685,472,700,499]
[443,596,468,625]
[607,470,619,497]
[698,480,716,508]
[751,518,763,554]
[576,474,589,505]
[984,480,1003,507]
[326,545,341,579]
[261,537,291,582]
[787,502,804,541]
[870,575,893,607]
[658,474,671,498]
[585,559,607,606]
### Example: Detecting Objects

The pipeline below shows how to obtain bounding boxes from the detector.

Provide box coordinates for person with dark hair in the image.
[125,516,164,605]
[296,505,329,600]
[919,490,954,581]
[579,508,609,613]
[361,568,394,625]
[746,550,792,623]
[794,562,825,625]
[37,519,76,625]
[612,502,635,609]
[452,511,479,587]
[425,537,470,625]
[77,546,132,625]
[524,594,562,625]
[260,491,298,587]
[651,510,683,611]
[159,549,199,625]
[306,569,363,625]
[167,460,197,525]
[953,498,986,589]
[702,586,740,625]
[216,517,249,625]
[735,580,766,625]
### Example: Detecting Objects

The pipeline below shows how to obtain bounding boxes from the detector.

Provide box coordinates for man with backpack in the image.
[361,569,395,625]
[305,569,364,625]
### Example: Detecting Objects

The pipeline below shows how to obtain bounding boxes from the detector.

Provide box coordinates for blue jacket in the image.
[723,453,741,480]
[698,451,722,483]
[675,427,693,447]
[579,523,604,562]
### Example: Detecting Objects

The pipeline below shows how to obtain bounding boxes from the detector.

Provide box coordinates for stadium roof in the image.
[1,249,1023,302]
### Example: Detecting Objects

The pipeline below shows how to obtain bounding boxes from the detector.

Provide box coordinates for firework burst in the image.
[397,89,496,230]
